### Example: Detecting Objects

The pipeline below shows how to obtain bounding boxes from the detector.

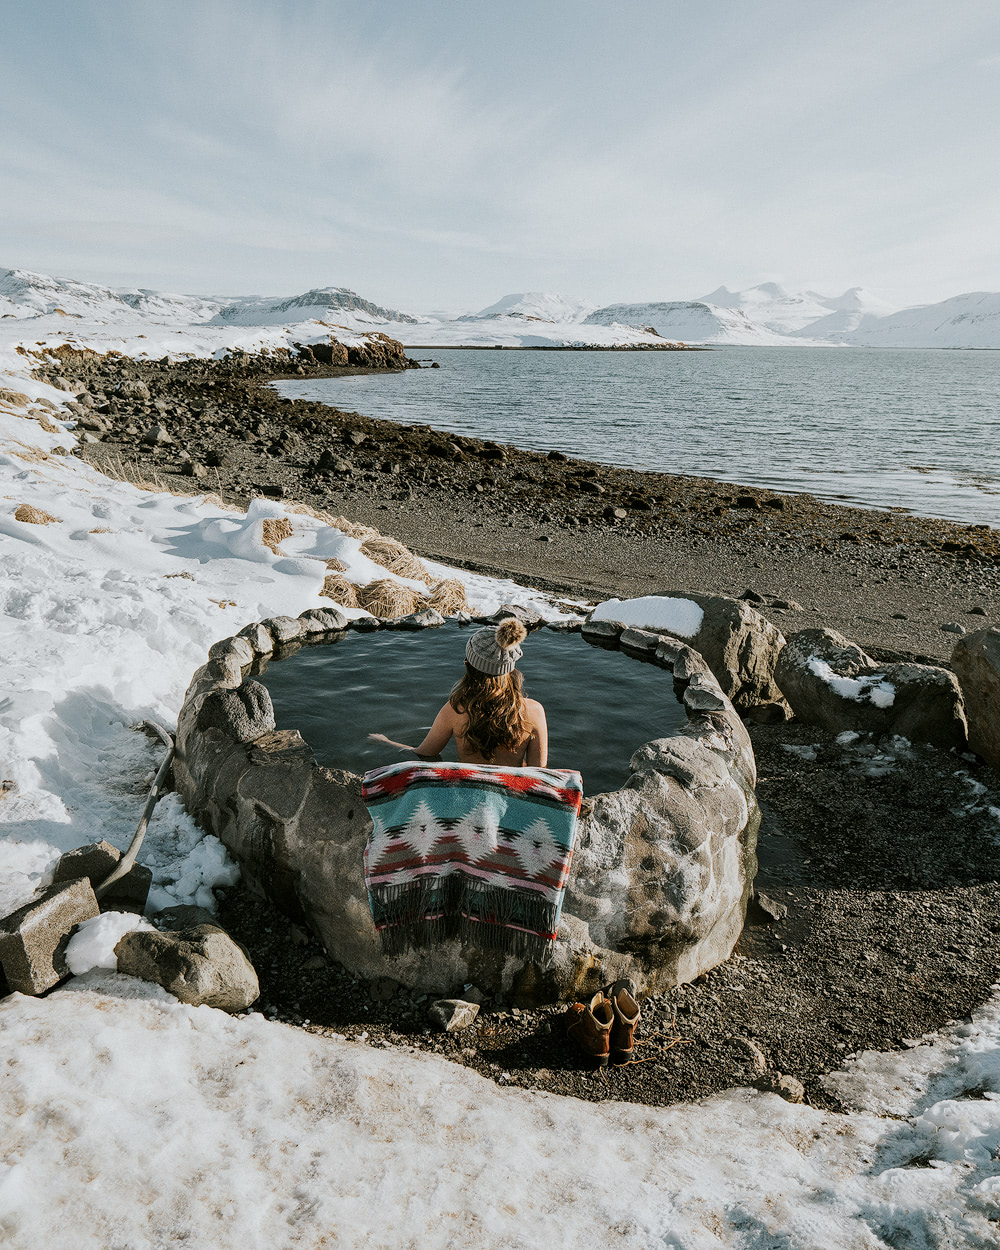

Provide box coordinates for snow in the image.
[3,974,1000,1248]
[842,291,1000,349]
[5,302,1000,1247]
[701,283,897,336]
[583,299,804,346]
[64,910,153,975]
[807,658,896,708]
[8,263,1000,349]
[460,292,598,323]
[590,594,704,638]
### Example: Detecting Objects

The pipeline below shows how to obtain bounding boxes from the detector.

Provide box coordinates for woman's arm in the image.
[524,701,548,768]
[368,704,456,760]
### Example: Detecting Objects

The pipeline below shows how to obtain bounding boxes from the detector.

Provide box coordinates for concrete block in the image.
[0,878,100,994]
[52,840,152,914]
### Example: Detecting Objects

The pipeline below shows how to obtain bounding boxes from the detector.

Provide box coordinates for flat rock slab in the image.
[0,879,100,994]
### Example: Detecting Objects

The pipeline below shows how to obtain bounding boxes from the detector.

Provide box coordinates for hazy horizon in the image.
[3,0,999,311]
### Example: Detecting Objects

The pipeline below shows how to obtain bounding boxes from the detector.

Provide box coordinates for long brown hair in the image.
[450,664,530,761]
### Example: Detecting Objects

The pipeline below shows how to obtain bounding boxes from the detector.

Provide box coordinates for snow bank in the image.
[0,358,566,918]
[807,657,896,708]
[590,594,704,638]
[3,976,1000,1249]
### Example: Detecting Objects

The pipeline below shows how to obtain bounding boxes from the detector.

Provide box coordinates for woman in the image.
[368,618,548,767]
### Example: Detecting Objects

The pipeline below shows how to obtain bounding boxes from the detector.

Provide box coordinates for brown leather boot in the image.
[564,992,614,1066]
[607,980,641,1065]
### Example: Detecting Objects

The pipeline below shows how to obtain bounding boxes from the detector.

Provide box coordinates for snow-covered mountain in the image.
[700,282,897,336]
[0,268,421,332]
[583,300,797,346]
[211,287,422,327]
[6,263,1000,348]
[839,291,1000,349]
[457,292,597,324]
[0,267,219,324]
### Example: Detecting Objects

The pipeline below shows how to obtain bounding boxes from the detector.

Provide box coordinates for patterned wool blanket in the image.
[362,760,583,962]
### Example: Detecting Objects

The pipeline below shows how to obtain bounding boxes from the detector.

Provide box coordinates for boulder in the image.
[118,379,151,403]
[115,911,259,1012]
[775,628,967,749]
[428,999,480,1032]
[140,424,173,446]
[194,682,275,743]
[174,631,759,1005]
[591,592,787,710]
[951,627,1000,769]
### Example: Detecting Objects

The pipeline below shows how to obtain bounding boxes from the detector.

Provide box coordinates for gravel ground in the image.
[34,346,1000,1107]
[217,720,1000,1109]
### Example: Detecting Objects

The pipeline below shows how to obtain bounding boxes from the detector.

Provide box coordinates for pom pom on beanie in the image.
[465,618,527,675]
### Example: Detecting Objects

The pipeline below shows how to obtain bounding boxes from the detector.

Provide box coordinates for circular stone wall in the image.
[173,607,760,1005]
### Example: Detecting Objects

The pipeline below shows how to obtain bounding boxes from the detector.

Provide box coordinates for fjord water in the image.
[274,347,1000,526]
[258,624,687,796]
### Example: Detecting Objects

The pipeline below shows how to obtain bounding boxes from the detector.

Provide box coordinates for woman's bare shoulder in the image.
[525,698,547,720]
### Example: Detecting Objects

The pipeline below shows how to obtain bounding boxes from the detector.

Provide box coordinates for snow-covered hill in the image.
[211,287,422,327]
[583,300,799,345]
[458,292,598,323]
[701,283,897,336]
[841,291,1000,349]
[0,267,219,324]
[6,263,1000,348]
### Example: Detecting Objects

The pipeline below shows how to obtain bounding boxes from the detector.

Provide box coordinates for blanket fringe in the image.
[370,877,558,963]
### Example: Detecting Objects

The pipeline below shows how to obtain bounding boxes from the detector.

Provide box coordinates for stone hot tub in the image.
[174,607,760,1005]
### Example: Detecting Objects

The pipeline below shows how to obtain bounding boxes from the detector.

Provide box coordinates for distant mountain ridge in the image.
[4,265,1000,348]
[698,282,898,335]
[0,267,219,324]
[211,287,421,326]
[583,300,795,345]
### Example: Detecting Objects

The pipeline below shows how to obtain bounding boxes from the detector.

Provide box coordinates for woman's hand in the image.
[368,732,416,751]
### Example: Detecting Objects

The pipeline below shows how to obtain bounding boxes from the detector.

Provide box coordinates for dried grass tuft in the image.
[8,442,50,464]
[360,535,431,584]
[327,514,380,541]
[0,389,30,409]
[34,413,62,434]
[356,578,420,619]
[421,578,470,616]
[261,516,294,555]
[320,573,360,609]
[200,492,241,512]
[324,556,347,572]
[14,503,60,525]
[89,527,113,534]
[96,453,171,494]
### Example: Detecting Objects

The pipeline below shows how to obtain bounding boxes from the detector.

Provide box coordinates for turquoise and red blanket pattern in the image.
[362,761,583,961]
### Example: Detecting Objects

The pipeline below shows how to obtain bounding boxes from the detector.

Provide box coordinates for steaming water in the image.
[258,624,687,796]
[273,346,1000,527]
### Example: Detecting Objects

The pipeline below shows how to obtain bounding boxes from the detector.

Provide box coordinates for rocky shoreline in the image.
[28,344,1000,1108]
[35,345,999,663]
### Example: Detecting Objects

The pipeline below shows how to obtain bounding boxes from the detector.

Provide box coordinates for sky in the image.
[2,0,999,313]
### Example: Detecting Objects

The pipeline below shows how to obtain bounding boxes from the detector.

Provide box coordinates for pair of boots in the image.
[564,981,640,1067]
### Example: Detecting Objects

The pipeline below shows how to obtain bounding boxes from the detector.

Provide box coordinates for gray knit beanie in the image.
[465,618,527,676]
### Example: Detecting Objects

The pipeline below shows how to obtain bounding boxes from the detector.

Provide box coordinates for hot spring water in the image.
[257,623,688,795]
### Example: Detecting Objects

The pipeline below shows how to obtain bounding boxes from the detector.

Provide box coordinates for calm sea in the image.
[273,347,1000,527]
